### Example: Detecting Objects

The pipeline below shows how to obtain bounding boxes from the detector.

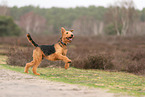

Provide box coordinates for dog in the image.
[24,27,74,75]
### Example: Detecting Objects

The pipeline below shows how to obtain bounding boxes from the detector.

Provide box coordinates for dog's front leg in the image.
[55,53,71,69]
[55,53,71,63]
[64,62,70,70]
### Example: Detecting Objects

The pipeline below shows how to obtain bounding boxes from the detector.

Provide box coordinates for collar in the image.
[60,40,66,46]
[58,37,67,47]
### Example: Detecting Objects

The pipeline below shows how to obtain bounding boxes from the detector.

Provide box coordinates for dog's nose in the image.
[71,34,74,37]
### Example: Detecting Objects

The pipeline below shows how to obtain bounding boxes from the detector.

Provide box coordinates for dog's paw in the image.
[67,59,72,63]
[24,70,29,73]
[68,61,71,63]
[67,58,71,62]
[34,73,40,75]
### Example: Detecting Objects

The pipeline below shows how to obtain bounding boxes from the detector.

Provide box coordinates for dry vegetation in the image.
[1,35,145,75]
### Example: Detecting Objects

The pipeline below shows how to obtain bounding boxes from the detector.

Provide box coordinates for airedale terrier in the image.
[24,27,74,75]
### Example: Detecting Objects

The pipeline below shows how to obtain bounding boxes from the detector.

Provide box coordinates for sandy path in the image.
[0,66,130,97]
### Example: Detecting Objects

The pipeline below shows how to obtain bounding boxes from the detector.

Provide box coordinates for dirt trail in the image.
[0,66,130,97]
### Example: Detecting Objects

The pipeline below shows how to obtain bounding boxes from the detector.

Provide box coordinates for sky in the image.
[0,0,145,10]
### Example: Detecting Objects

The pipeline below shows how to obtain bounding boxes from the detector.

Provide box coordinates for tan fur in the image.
[24,27,74,75]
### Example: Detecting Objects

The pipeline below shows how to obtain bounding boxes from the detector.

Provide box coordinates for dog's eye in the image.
[66,32,68,34]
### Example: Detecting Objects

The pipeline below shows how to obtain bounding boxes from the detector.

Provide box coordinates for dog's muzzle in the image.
[66,34,74,41]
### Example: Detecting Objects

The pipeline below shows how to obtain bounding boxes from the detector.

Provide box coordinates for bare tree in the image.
[72,16,103,35]
[19,12,47,34]
[106,0,137,36]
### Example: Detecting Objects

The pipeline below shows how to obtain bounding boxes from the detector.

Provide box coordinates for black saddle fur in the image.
[38,44,56,56]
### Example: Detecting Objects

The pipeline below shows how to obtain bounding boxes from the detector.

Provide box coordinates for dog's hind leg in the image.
[24,61,35,73]
[24,47,42,75]
[32,47,42,75]
[32,60,42,75]
[24,49,37,73]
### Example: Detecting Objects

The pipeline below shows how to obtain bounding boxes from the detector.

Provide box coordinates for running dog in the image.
[24,27,74,75]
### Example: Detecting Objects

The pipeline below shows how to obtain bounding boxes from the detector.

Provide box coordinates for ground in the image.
[0,65,132,97]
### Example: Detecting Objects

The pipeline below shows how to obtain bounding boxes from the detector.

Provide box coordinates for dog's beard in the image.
[66,36,73,41]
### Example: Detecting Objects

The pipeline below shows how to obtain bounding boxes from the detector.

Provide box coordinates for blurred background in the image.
[1,0,145,75]
[0,0,145,36]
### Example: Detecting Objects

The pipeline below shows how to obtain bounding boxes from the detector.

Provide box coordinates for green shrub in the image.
[0,16,23,36]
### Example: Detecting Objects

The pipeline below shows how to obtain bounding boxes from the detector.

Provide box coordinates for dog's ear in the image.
[70,29,74,32]
[61,27,66,34]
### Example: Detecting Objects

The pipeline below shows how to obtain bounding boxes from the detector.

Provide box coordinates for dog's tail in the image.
[27,33,38,47]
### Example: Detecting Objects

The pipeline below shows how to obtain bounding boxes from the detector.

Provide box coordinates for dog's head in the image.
[61,27,74,43]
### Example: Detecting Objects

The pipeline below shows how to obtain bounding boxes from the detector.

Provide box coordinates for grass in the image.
[0,55,7,64]
[0,55,145,96]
